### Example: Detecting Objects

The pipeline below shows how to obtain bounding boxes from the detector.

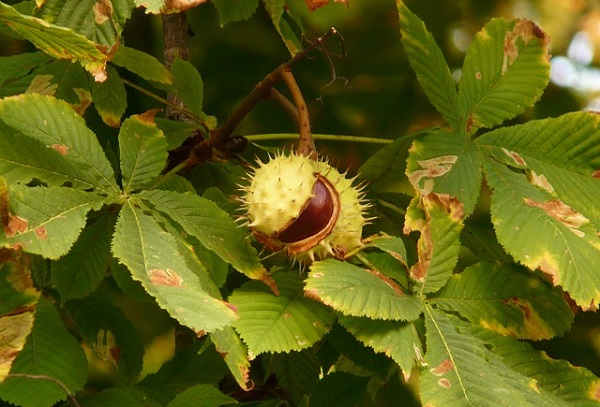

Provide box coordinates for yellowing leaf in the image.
[0,311,34,381]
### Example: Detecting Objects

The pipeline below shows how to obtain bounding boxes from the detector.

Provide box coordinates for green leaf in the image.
[262,0,301,55]
[229,272,335,356]
[338,315,422,380]
[211,0,259,26]
[470,325,600,405]
[0,3,108,80]
[0,297,88,407]
[363,235,407,265]
[0,251,40,315]
[167,384,236,407]
[358,136,413,190]
[119,113,168,194]
[0,311,34,382]
[406,131,483,217]
[397,1,459,129]
[0,185,105,259]
[112,202,238,333]
[70,299,144,385]
[0,94,119,194]
[405,193,464,296]
[38,0,134,46]
[421,306,568,406]
[51,212,114,302]
[305,259,423,321]
[457,18,550,135]
[481,155,600,309]
[267,350,320,405]
[111,46,173,85]
[79,386,162,407]
[171,57,204,116]
[90,64,127,127]
[139,189,269,283]
[0,52,50,84]
[432,262,573,340]
[210,327,252,391]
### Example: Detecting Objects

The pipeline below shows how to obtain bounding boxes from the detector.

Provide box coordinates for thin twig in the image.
[281,70,316,158]
[162,12,190,119]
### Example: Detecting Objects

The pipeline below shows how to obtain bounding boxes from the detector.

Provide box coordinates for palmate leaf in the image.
[457,18,550,135]
[37,0,134,46]
[338,315,422,380]
[0,94,119,195]
[228,272,335,356]
[421,306,568,406]
[397,1,459,129]
[111,46,173,85]
[119,112,168,194]
[0,3,108,81]
[0,297,88,407]
[406,130,483,217]
[476,113,600,309]
[112,202,237,333]
[432,262,573,340]
[0,185,105,259]
[139,189,270,283]
[305,259,422,321]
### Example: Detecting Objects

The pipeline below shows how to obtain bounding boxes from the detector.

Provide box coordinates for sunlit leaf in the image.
[0,94,119,194]
[0,312,34,382]
[51,212,114,302]
[305,259,423,321]
[338,315,422,380]
[0,3,108,81]
[37,0,134,46]
[119,112,168,194]
[406,130,483,217]
[481,157,600,310]
[432,262,573,340]
[229,272,335,356]
[398,1,459,129]
[112,202,238,333]
[0,250,40,315]
[0,297,88,407]
[0,185,105,259]
[210,327,252,391]
[421,306,568,406]
[457,18,550,135]
[139,189,269,283]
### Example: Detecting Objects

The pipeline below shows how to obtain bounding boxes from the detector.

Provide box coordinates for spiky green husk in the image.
[242,151,368,263]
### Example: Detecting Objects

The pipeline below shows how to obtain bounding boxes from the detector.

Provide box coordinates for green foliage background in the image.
[0,0,599,406]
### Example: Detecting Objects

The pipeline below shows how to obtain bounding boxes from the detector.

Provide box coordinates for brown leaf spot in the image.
[475,71,482,80]
[93,0,113,24]
[149,268,184,287]
[524,198,589,237]
[25,74,57,96]
[426,193,465,221]
[137,108,161,124]
[430,359,454,376]
[408,155,458,194]
[529,171,554,194]
[5,215,28,237]
[438,378,452,389]
[303,288,321,302]
[502,19,549,74]
[34,226,47,240]
[365,268,405,295]
[501,148,527,167]
[593,169,600,179]
[260,273,280,296]
[538,257,559,286]
[50,144,69,156]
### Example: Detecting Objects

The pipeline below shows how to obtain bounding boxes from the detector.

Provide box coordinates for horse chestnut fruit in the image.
[241,152,368,263]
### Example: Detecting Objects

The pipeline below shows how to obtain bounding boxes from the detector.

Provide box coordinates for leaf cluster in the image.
[0,1,598,407]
